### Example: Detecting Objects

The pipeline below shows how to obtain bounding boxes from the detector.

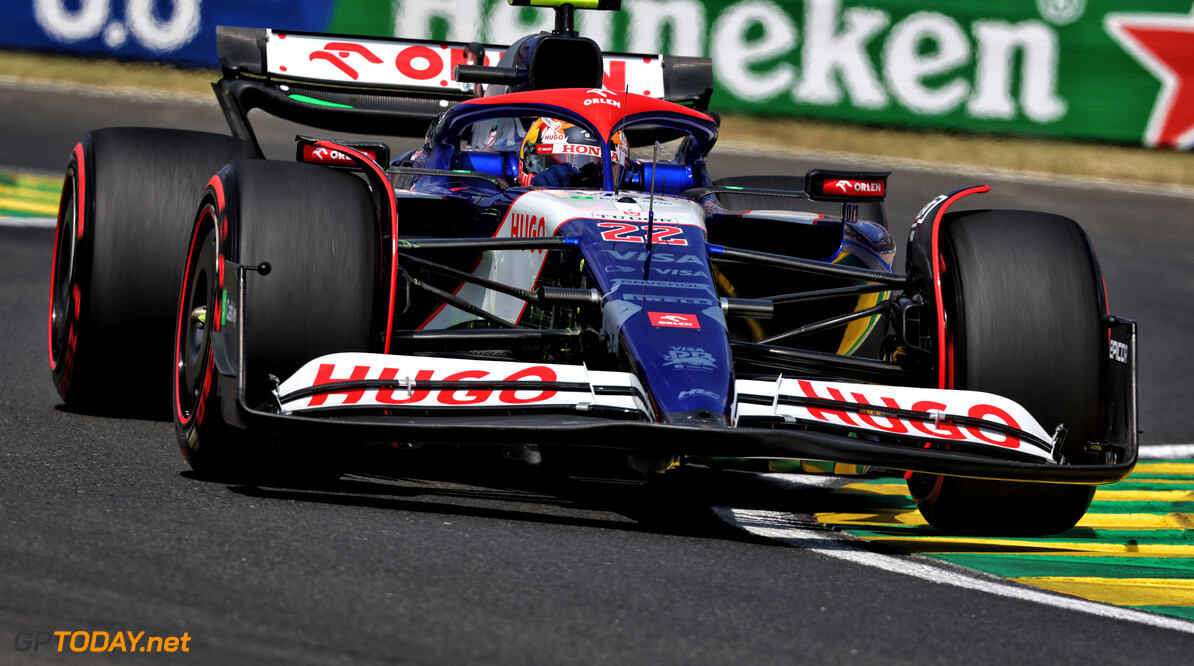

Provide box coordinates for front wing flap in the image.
[275,352,654,421]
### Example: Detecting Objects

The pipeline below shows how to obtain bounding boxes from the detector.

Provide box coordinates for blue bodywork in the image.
[388,92,894,426]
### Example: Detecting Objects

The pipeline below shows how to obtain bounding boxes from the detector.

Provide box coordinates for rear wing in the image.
[685,169,891,226]
[213,26,713,152]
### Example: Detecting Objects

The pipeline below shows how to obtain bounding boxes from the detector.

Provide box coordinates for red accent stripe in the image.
[930,185,990,389]
[46,221,59,369]
[417,190,532,330]
[207,173,226,209]
[515,228,559,324]
[314,140,399,353]
[174,204,218,426]
[47,144,86,369]
[73,143,85,240]
[415,254,484,330]
[205,175,226,290]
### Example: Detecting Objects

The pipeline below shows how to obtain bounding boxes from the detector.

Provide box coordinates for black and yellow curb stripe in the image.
[0,169,61,219]
[815,461,1194,620]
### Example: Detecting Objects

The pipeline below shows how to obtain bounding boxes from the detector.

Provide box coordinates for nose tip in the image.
[660,409,728,428]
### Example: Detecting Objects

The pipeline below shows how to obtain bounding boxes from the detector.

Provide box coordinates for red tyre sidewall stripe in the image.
[922,469,945,503]
[930,185,989,390]
[313,140,397,353]
[416,190,532,330]
[73,142,86,240]
[48,143,87,372]
[208,174,226,293]
[918,185,987,505]
[174,180,224,428]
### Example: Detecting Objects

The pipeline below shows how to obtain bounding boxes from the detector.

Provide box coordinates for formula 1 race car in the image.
[47,0,1136,535]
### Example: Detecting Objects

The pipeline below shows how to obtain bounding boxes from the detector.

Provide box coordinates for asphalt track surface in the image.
[2,84,1193,663]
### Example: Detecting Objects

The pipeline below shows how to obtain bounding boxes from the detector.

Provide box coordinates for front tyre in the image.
[175,161,378,483]
[908,210,1103,536]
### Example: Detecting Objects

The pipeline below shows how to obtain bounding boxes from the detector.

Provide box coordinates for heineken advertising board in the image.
[4,0,1193,147]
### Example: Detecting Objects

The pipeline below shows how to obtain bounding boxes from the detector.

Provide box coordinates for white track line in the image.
[1139,444,1194,460]
[715,506,1194,635]
[0,216,54,228]
[757,472,844,488]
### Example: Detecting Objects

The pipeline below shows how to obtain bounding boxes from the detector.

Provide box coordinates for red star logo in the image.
[1106,7,1194,148]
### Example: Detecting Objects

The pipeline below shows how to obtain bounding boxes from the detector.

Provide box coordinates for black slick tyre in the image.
[907,210,1103,536]
[49,128,257,417]
[174,161,378,483]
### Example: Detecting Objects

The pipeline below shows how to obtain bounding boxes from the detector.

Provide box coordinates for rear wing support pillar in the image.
[213,80,262,157]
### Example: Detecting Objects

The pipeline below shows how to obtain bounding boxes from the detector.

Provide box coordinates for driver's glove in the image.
[531,163,580,187]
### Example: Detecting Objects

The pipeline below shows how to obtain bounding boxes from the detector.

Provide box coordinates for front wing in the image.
[206,321,1137,485]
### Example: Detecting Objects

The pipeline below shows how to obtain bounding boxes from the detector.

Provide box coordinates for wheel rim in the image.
[49,171,78,371]
[175,215,217,427]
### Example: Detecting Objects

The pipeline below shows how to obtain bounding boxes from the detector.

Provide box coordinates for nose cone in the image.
[610,302,734,424]
[576,209,733,425]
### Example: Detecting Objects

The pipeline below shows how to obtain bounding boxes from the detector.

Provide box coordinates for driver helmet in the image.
[517,117,628,186]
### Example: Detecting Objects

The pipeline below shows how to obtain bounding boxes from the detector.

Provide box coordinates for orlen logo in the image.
[825,179,885,196]
[584,88,622,108]
[278,35,499,87]
[307,364,558,407]
[302,145,376,165]
[649,312,700,329]
[309,42,383,80]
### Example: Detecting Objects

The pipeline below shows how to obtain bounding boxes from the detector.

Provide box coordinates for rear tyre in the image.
[49,128,257,417]
[908,210,1102,535]
[174,161,378,483]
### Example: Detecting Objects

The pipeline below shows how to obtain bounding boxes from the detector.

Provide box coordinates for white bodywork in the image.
[276,352,652,418]
[265,31,665,95]
[276,354,1056,463]
[735,378,1056,462]
[419,189,707,329]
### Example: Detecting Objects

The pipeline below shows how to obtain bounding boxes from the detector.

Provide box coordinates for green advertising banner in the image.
[327,0,1194,148]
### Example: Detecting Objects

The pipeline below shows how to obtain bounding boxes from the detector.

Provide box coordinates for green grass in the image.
[718,114,1194,188]
[1,49,215,96]
[4,49,1191,187]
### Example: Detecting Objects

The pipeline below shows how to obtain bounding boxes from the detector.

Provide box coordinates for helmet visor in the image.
[525,142,604,174]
